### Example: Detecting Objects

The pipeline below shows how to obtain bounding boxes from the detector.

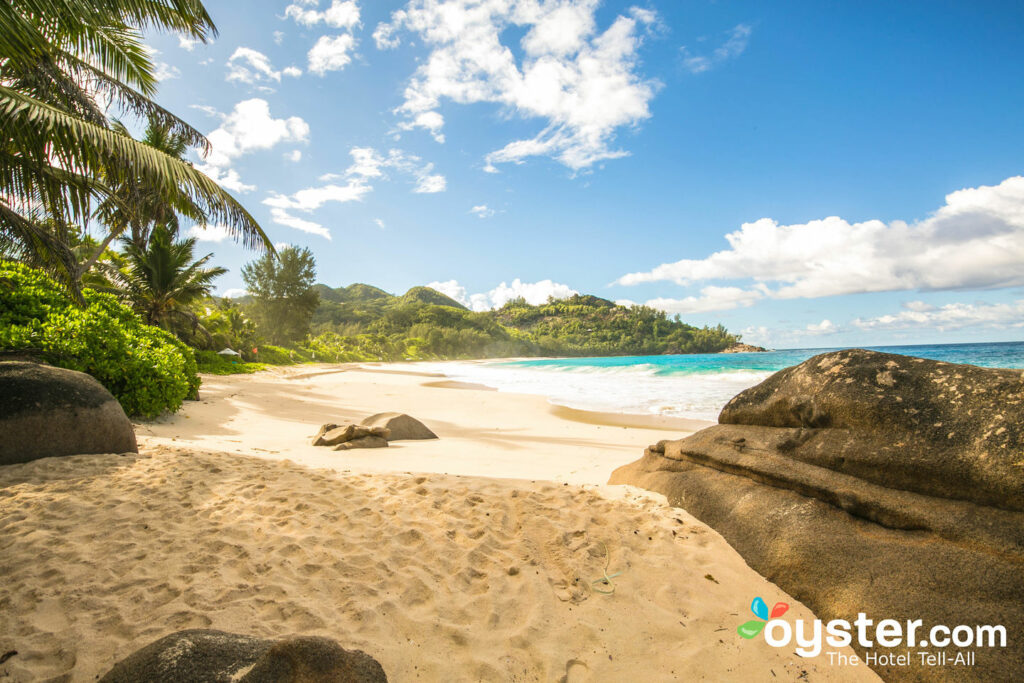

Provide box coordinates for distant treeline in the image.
[309,282,740,359]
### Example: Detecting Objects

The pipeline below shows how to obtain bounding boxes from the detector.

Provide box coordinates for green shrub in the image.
[194,349,267,375]
[0,261,200,418]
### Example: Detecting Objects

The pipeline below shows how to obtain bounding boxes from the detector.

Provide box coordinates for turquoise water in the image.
[502,341,1024,375]
[423,342,1024,421]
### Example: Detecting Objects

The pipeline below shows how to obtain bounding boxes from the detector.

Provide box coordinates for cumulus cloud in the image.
[616,175,1024,309]
[262,146,443,237]
[853,300,1024,333]
[469,204,495,218]
[154,61,181,81]
[376,0,660,171]
[226,47,288,84]
[195,99,309,192]
[308,34,356,74]
[285,0,360,28]
[641,286,765,314]
[178,36,199,51]
[285,150,303,162]
[187,224,234,242]
[373,218,386,229]
[427,278,577,311]
[221,288,250,299]
[680,24,752,74]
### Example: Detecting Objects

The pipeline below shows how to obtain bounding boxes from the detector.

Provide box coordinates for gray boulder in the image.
[99,629,387,682]
[0,361,137,465]
[359,412,437,440]
[313,424,390,447]
[610,349,1024,681]
[334,435,389,450]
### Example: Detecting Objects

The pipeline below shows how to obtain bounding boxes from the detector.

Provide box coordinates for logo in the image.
[737,596,789,639]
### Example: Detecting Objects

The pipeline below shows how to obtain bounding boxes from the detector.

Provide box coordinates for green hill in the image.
[307,284,739,360]
[342,283,394,303]
[400,286,467,309]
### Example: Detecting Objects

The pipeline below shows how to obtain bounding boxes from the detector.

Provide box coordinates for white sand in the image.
[0,364,879,681]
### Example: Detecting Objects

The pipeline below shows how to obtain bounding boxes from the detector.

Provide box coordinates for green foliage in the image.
[308,285,739,359]
[242,246,319,344]
[493,294,739,356]
[0,261,200,417]
[193,350,265,375]
[0,0,271,292]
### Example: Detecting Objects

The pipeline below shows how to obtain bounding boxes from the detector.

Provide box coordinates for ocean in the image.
[421,341,1024,422]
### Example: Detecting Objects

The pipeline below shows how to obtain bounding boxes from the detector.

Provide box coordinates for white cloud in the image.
[376,0,660,171]
[221,288,250,299]
[179,36,199,51]
[195,99,308,193]
[414,173,446,193]
[285,0,360,28]
[680,24,752,74]
[373,218,386,229]
[227,47,285,84]
[190,104,220,117]
[805,319,838,334]
[285,150,303,162]
[187,224,234,242]
[273,30,285,45]
[616,175,1024,309]
[428,278,578,311]
[853,300,1024,333]
[308,34,356,74]
[201,98,309,173]
[196,165,256,194]
[642,286,765,314]
[283,65,303,78]
[263,146,446,238]
[470,204,495,218]
[154,61,181,81]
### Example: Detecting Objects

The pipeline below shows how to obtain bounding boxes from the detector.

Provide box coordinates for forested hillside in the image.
[310,284,739,359]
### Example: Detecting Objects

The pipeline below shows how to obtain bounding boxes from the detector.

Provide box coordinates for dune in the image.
[0,363,879,681]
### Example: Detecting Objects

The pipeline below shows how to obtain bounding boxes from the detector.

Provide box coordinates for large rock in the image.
[313,424,390,447]
[99,629,387,682]
[334,435,388,451]
[359,412,437,440]
[0,361,137,465]
[610,349,1024,681]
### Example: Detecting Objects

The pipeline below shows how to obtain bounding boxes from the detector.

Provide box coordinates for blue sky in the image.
[142,0,1024,348]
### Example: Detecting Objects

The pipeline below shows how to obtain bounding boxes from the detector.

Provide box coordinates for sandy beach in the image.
[0,364,879,681]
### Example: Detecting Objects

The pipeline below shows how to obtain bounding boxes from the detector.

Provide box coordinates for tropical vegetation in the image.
[0,0,742,418]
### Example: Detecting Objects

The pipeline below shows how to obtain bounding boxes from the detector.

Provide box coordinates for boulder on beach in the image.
[313,424,390,447]
[360,412,437,441]
[334,435,389,450]
[0,361,137,465]
[98,629,388,683]
[610,349,1024,682]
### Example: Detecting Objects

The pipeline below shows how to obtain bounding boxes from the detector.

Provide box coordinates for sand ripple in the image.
[0,447,875,681]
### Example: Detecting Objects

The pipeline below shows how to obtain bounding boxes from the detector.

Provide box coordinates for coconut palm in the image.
[104,224,226,342]
[0,0,272,292]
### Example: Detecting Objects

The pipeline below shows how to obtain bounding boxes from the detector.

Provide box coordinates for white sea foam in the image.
[416,361,772,421]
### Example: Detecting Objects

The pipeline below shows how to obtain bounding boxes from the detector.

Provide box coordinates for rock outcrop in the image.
[610,349,1024,681]
[720,342,768,353]
[334,435,388,450]
[360,412,437,440]
[99,629,387,682]
[313,424,390,447]
[0,361,137,465]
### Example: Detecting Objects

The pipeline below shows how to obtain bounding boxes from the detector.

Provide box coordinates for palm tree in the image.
[0,0,272,293]
[104,224,226,343]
